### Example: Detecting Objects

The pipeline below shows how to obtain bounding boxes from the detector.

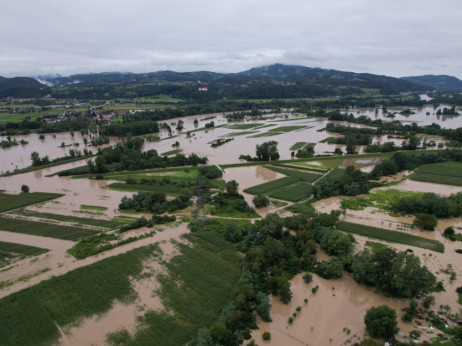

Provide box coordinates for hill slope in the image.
[0,77,48,97]
[401,75,462,92]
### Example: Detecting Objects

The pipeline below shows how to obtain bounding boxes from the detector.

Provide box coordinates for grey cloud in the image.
[0,0,461,78]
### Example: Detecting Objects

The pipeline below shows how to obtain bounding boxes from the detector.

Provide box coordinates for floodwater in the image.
[251,271,411,346]
[354,104,461,129]
[1,109,462,344]
[222,165,286,211]
[2,108,457,173]
[0,131,117,173]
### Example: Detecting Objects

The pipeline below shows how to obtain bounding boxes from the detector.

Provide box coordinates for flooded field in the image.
[1,109,461,346]
[3,105,458,173]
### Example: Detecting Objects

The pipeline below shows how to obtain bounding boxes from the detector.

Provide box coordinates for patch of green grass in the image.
[223,131,258,137]
[0,268,51,290]
[0,241,48,267]
[0,192,63,212]
[319,137,337,143]
[341,189,424,211]
[68,231,155,260]
[108,182,192,196]
[0,216,99,241]
[0,244,161,346]
[410,161,462,186]
[266,166,323,183]
[161,149,182,156]
[244,177,297,195]
[365,241,389,253]
[289,142,307,151]
[272,126,307,132]
[106,231,242,346]
[80,205,107,211]
[272,162,327,173]
[268,182,313,202]
[337,221,444,253]
[14,210,121,229]
[0,241,48,257]
[226,123,261,130]
[270,199,288,207]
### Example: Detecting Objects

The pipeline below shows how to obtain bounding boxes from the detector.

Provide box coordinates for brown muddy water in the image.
[355,104,462,129]
[222,165,286,214]
[251,271,412,346]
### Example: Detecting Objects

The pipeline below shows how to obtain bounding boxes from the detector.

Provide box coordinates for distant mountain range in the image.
[0,64,461,98]
[400,75,462,92]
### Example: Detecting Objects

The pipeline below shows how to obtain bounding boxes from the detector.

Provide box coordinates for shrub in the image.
[303,273,313,284]
[262,332,271,341]
[253,195,270,208]
[364,305,398,339]
[21,185,29,193]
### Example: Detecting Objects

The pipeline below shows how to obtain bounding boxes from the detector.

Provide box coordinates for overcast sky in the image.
[1,0,461,78]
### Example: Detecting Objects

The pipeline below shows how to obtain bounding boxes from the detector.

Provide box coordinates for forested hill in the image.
[401,75,462,92]
[0,76,49,98]
[35,64,427,98]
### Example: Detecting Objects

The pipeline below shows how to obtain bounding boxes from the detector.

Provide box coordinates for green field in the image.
[0,241,48,267]
[0,192,63,212]
[244,177,297,195]
[109,232,242,345]
[0,232,242,346]
[108,182,193,195]
[266,165,323,183]
[0,216,99,241]
[80,205,108,211]
[223,131,258,137]
[289,142,307,150]
[410,161,462,186]
[0,244,160,346]
[248,125,308,138]
[161,149,182,156]
[13,210,122,229]
[272,162,327,173]
[268,182,313,202]
[337,221,444,253]
[226,123,261,130]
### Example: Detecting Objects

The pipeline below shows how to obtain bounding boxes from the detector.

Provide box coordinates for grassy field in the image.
[319,137,337,143]
[289,142,307,151]
[341,189,424,211]
[226,123,261,130]
[410,161,462,186]
[266,165,323,183]
[272,162,327,173]
[0,216,99,241]
[13,210,122,229]
[106,231,242,345]
[244,177,297,195]
[0,192,63,212]
[0,241,48,267]
[0,244,161,346]
[161,149,182,156]
[0,232,243,346]
[108,182,192,195]
[223,131,258,137]
[80,205,108,211]
[248,125,308,138]
[268,182,313,202]
[337,221,444,253]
